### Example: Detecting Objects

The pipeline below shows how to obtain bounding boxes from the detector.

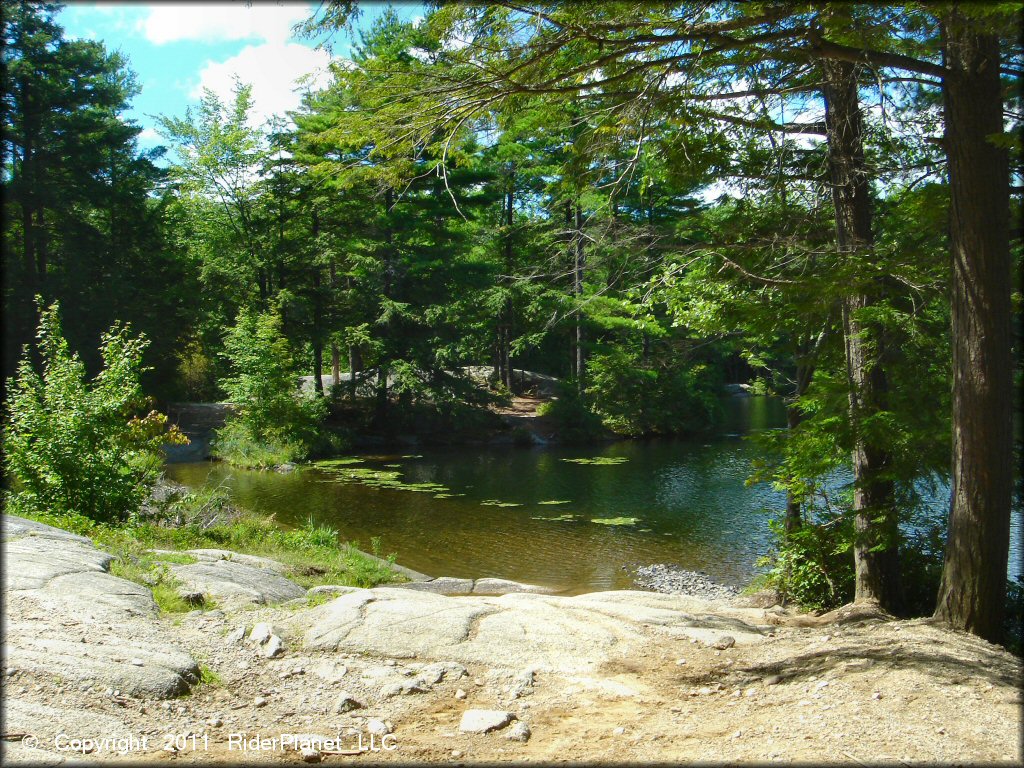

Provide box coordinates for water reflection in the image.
[166,396,1023,592]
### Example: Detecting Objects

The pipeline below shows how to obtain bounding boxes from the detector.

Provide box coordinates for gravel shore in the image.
[632,563,740,601]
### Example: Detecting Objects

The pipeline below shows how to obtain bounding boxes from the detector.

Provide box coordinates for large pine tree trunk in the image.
[311,209,325,398]
[822,59,902,612]
[933,12,1013,643]
[573,203,586,393]
[502,183,515,392]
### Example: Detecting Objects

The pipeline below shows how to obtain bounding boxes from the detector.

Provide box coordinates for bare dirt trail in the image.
[3,515,1020,765]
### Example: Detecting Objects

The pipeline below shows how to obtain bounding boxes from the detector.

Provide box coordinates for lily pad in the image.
[531,514,578,522]
[314,457,366,467]
[561,457,628,466]
[538,500,571,505]
[590,516,640,526]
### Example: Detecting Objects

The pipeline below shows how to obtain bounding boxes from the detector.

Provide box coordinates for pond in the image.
[165,396,1022,594]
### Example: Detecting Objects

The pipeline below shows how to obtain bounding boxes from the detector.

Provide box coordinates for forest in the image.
[1,1,1020,650]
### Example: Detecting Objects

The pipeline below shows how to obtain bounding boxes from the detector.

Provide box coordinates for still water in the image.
[165,396,1022,593]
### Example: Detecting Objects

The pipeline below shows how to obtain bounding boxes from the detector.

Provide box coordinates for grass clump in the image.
[107,552,201,614]
[562,456,629,465]
[198,665,222,687]
[18,487,402,593]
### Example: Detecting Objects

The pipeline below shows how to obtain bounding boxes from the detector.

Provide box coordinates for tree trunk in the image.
[934,12,1013,643]
[311,208,325,398]
[502,181,515,392]
[573,203,586,393]
[348,346,360,401]
[312,341,324,398]
[822,58,902,612]
[332,344,341,387]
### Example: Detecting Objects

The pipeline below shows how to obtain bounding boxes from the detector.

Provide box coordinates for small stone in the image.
[713,636,736,650]
[384,659,397,667]
[613,727,626,736]
[333,692,363,713]
[225,626,246,644]
[816,680,830,689]
[744,688,757,697]
[764,675,783,686]
[367,719,392,736]
[506,721,531,742]
[451,750,462,758]
[130,658,144,667]
[872,692,883,700]
[675,658,686,665]
[5,668,15,676]
[455,688,467,700]
[207,718,223,727]
[379,683,403,699]
[299,747,321,763]
[254,696,268,708]
[474,678,484,686]
[459,709,514,734]
[263,635,284,658]
[250,623,274,645]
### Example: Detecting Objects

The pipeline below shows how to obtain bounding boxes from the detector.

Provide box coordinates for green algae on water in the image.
[313,457,366,467]
[590,516,640,526]
[537,500,571,505]
[561,457,628,466]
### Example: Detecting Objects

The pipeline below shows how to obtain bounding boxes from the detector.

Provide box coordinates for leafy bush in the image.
[757,510,855,612]
[585,347,721,437]
[213,309,326,467]
[3,302,186,524]
[536,386,606,442]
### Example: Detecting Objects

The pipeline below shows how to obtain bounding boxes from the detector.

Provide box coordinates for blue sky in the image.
[57,2,424,151]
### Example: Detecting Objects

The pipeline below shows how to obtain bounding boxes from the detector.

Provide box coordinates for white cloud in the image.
[138,127,161,142]
[141,2,311,45]
[192,41,331,127]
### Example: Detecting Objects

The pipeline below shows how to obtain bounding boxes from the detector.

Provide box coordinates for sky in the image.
[57,1,424,152]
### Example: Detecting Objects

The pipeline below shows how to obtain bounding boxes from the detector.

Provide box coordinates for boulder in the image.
[472,578,556,596]
[459,709,514,734]
[171,560,304,606]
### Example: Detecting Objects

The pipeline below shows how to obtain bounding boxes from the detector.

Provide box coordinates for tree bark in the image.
[822,58,902,613]
[933,11,1013,643]
[311,208,325,398]
[502,180,515,392]
[573,203,586,393]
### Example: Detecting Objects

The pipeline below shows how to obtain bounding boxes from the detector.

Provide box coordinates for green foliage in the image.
[198,665,223,687]
[3,303,186,524]
[108,553,199,614]
[214,309,326,467]
[757,513,856,612]
[585,347,721,436]
[535,387,606,442]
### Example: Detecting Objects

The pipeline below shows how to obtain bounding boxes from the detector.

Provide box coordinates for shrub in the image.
[536,386,605,442]
[585,347,721,437]
[213,309,326,467]
[2,302,186,524]
[757,510,855,612]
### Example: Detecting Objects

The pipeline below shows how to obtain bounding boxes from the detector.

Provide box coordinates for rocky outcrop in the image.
[392,575,557,596]
[169,557,305,607]
[298,586,771,673]
[2,516,200,698]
